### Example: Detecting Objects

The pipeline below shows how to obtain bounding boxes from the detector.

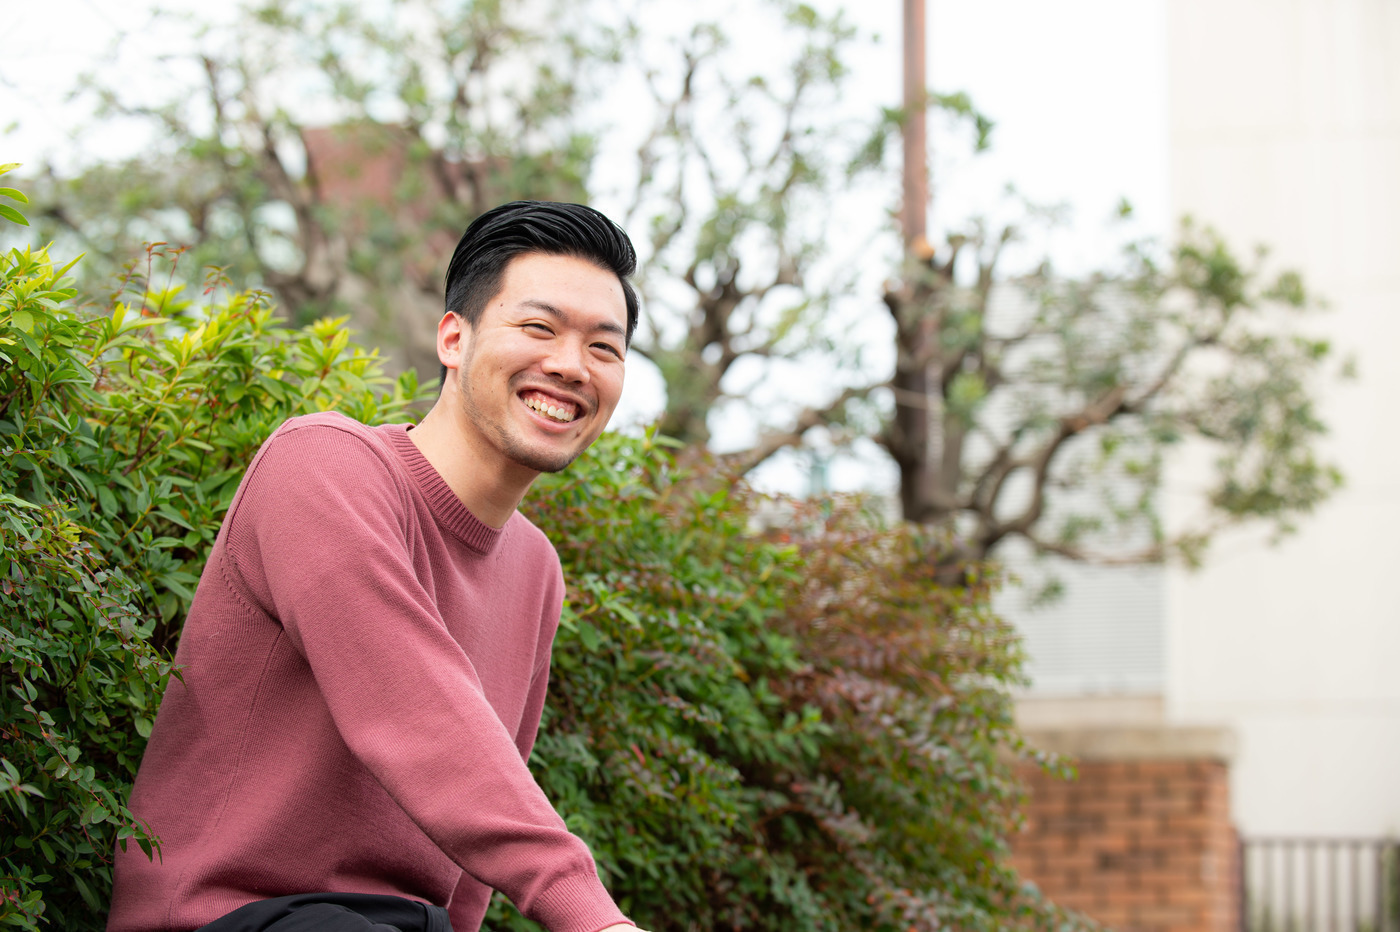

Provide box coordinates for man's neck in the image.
[407,399,537,529]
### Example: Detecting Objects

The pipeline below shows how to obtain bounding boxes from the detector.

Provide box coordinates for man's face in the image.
[453,252,628,475]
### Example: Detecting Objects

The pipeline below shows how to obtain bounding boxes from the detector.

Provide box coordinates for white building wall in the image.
[1165,0,1400,836]
[1004,552,1167,697]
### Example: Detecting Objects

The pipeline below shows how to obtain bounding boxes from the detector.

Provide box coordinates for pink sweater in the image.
[108,413,629,932]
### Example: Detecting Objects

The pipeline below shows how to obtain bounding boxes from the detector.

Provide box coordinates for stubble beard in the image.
[456,347,585,475]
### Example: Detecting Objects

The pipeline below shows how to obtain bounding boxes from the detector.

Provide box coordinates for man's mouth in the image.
[521,389,580,424]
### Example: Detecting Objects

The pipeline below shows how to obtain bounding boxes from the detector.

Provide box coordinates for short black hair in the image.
[441,201,639,383]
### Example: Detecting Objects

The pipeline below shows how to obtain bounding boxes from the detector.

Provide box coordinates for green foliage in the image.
[1006,219,1341,563]
[877,207,1342,571]
[0,493,162,932]
[0,190,424,928]
[518,437,816,927]
[485,444,1090,932]
[0,165,29,228]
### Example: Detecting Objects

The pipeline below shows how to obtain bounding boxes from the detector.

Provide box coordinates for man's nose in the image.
[543,339,589,384]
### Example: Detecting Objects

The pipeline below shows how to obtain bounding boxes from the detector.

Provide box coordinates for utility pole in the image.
[889,0,942,528]
[901,0,929,253]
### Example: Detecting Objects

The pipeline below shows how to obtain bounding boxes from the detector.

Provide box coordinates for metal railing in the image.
[1241,838,1400,932]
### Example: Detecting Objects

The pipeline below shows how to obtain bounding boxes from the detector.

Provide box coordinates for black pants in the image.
[195,893,453,932]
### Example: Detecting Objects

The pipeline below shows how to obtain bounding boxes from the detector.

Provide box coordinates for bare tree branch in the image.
[717,384,878,475]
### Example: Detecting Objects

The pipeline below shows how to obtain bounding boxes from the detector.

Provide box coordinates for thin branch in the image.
[1124,324,1223,412]
[1022,532,1165,566]
[718,384,876,475]
[982,383,1130,550]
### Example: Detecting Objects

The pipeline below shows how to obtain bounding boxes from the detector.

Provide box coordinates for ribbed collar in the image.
[383,424,504,555]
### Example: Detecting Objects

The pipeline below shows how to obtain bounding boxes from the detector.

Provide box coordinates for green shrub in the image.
[511,439,820,930]
[769,505,1076,931]
[0,175,423,929]
[499,451,1088,932]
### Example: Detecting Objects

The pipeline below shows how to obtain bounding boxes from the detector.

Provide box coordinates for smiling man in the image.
[108,203,648,932]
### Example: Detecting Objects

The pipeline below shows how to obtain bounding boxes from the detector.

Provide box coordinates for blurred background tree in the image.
[11,0,1342,568]
[24,0,602,376]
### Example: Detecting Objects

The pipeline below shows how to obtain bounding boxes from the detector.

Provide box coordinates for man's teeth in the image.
[525,396,576,423]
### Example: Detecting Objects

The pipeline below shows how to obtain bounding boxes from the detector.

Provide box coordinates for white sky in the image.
[838,0,1172,267]
[2,0,1170,245]
[1,0,1171,494]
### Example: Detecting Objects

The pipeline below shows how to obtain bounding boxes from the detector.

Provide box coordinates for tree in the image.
[23,0,606,376]
[617,0,1342,568]
[11,0,1342,569]
[874,0,1340,568]
[612,3,881,457]
[877,214,1341,568]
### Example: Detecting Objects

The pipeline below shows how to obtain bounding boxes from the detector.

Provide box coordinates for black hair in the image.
[440,201,639,385]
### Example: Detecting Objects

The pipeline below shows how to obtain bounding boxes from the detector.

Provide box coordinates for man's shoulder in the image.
[244,412,411,498]
[504,510,563,568]
[271,410,398,444]
[263,413,405,464]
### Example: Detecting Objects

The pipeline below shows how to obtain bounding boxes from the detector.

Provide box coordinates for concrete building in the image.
[1016,0,1400,836]
[1008,1,1400,928]
[1164,0,1400,841]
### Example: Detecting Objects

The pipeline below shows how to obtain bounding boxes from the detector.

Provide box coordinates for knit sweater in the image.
[108,412,630,932]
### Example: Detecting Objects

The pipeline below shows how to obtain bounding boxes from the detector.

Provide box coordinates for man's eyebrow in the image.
[522,299,627,339]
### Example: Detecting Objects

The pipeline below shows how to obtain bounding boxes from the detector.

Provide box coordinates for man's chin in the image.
[503,440,584,474]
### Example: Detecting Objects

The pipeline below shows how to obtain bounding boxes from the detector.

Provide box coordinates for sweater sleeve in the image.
[448,624,561,932]
[515,630,557,763]
[222,421,629,932]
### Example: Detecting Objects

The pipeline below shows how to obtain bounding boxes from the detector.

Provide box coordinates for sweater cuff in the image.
[526,871,632,932]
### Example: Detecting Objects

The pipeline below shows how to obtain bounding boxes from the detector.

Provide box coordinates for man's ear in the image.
[437,311,468,374]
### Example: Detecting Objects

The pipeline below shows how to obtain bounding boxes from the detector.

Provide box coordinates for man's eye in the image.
[593,343,623,358]
[524,323,553,334]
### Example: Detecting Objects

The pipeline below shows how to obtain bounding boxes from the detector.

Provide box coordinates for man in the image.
[108,202,648,932]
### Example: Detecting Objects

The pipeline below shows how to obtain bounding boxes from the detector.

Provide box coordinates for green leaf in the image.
[0,203,29,226]
[155,505,194,530]
[97,484,120,516]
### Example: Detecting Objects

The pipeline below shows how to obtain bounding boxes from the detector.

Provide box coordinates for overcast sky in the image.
[4,0,1170,245]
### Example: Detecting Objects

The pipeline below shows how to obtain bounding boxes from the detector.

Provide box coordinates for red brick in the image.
[1131,903,1201,924]
[1104,885,1164,908]
[1012,757,1238,932]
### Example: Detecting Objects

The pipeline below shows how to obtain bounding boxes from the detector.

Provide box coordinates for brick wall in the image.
[1012,758,1238,932]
